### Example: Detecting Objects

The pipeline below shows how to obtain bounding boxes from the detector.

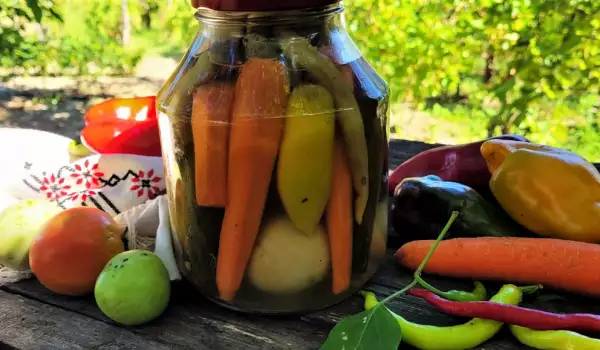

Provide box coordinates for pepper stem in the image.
[378,211,460,306]
[413,211,459,277]
[414,276,450,298]
[415,277,487,302]
[519,284,543,294]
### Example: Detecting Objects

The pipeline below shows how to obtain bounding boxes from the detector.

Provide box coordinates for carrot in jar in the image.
[191,82,236,207]
[327,136,354,294]
[216,57,288,302]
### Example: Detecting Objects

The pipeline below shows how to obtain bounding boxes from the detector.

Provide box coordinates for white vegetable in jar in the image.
[248,216,330,295]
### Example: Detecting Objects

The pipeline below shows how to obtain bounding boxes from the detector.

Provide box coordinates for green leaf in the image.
[14,8,32,20]
[48,7,63,22]
[26,0,43,23]
[320,308,401,350]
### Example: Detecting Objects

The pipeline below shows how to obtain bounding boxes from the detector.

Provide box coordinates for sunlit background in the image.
[1,0,599,160]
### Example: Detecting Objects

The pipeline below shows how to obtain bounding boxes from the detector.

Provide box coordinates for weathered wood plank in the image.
[0,289,171,350]
[1,279,327,349]
[388,139,442,169]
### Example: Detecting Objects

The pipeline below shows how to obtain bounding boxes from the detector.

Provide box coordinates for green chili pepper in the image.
[416,279,487,302]
[361,284,523,350]
[510,325,600,350]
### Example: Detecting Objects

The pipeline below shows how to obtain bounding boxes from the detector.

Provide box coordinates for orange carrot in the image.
[191,82,235,207]
[216,57,288,302]
[396,237,600,297]
[327,136,353,295]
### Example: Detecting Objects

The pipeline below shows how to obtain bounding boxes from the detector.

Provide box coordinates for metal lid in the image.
[191,0,340,11]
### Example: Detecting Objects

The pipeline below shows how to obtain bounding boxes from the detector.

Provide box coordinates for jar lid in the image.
[191,0,340,11]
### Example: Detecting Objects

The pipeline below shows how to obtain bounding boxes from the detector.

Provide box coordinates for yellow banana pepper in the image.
[480,140,600,243]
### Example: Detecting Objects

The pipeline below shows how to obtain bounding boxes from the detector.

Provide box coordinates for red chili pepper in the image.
[80,96,161,157]
[407,288,600,333]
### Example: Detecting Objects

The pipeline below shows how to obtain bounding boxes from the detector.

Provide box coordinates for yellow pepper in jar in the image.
[481,140,600,243]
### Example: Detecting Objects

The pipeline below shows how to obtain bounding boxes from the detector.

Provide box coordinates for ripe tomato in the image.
[29,207,125,296]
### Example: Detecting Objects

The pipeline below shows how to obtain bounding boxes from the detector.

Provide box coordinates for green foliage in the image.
[0,0,60,74]
[1,0,143,76]
[46,0,143,75]
[345,0,599,123]
[396,95,600,161]
[128,1,197,59]
[345,0,600,160]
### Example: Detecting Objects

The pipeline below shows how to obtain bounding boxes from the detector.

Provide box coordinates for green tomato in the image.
[0,199,62,270]
[94,250,171,326]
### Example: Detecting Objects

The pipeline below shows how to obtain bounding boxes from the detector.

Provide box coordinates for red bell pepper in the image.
[80,96,162,157]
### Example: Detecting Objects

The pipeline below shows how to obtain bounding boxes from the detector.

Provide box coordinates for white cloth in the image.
[0,128,181,282]
[156,196,182,280]
[0,128,73,212]
[113,195,182,280]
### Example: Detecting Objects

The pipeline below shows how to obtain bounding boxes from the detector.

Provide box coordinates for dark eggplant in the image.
[391,175,532,242]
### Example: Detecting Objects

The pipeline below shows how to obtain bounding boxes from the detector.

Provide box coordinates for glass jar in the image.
[157,1,389,314]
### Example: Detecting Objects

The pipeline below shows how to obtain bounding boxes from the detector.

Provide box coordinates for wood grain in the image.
[2,279,326,349]
[0,289,171,349]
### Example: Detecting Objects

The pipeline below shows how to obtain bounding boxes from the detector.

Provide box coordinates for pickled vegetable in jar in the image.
[157,0,390,314]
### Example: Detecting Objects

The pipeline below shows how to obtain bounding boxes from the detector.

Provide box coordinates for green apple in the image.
[94,250,171,326]
[0,199,62,270]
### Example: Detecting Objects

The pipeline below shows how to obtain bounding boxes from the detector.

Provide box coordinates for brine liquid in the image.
[158,55,390,314]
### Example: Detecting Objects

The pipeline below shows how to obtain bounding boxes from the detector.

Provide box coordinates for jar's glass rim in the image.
[194,2,344,25]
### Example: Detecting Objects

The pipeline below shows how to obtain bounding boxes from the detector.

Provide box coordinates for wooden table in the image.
[2,139,599,350]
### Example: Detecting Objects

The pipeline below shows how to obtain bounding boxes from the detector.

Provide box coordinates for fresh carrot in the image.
[191,82,235,207]
[396,237,600,297]
[216,57,288,302]
[327,136,353,295]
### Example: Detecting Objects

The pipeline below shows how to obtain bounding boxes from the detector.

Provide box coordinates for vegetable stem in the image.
[378,211,459,306]
[416,278,487,302]
[519,285,544,294]
[324,211,461,349]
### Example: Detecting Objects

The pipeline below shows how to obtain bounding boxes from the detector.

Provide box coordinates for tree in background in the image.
[345,0,599,158]
[121,0,131,46]
[0,0,61,75]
